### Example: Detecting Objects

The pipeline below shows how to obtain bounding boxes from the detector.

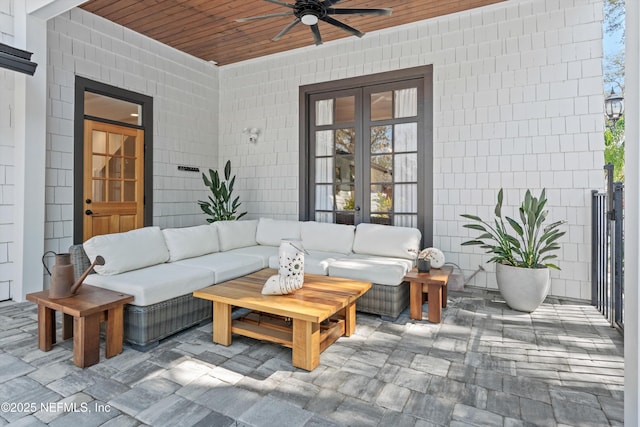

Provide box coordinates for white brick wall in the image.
[219,0,604,300]
[0,0,13,300]
[45,8,219,258]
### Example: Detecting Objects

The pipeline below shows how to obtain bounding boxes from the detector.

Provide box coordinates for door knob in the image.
[86,198,92,204]
[85,209,93,216]
[355,206,361,212]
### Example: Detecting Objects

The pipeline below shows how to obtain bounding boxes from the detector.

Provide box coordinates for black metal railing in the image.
[591,164,624,330]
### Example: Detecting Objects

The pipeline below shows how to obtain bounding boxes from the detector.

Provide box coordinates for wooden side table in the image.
[26,285,133,368]
[405,266,453,323]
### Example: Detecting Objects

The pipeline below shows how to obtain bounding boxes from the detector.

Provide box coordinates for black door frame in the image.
[298,65,433,246]
[73,76,154,244]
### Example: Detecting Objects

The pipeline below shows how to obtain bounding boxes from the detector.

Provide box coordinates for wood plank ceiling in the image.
[80,0,505,66]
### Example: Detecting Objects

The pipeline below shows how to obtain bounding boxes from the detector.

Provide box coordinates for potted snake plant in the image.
[460,188,565,312]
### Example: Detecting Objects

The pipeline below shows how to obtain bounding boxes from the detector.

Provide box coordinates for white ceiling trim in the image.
[26,0,85,20]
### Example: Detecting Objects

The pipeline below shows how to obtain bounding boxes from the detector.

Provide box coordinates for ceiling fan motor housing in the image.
[295,0,327,21]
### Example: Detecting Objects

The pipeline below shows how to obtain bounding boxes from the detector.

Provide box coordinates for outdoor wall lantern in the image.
[242,127,260,143]
[604,88,624,127]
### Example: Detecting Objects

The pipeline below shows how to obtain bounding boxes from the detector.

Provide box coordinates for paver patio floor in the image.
[0,287,624,426]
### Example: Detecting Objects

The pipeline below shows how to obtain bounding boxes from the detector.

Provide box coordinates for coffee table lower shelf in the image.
[232,312,346,354]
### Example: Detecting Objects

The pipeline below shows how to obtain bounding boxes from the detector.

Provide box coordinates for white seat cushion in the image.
[226,245,278,268]
[328,254,413,286]
[256,218,302,246]
[173,252,264,283]
[301,221,355,254]
[215,220,258,251]
[353,223,421,260]
[83,263,214,306]
[268,250,342,276]
[162,224,219,262]
[83,226,169,275]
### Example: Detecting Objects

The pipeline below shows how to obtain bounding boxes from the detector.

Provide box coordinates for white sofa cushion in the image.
[268,250,342,276]
[174,252,264,284]
[162,224,219,262]
[83,226,169,275]
[301,221,355,254]
[216,220,258,251]
[83,263,214,306]
[352,223,421,260]
[227,245,278,268]
[256,218,302,246]
[328,254,413,286]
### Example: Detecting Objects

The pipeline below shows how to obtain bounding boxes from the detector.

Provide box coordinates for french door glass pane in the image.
[394,88,417,118]
[371,91,392,121]
[124,136,136,156]
[316,158,334,183]
[316,99,333,125]
[315,185,333,210]
[123,158,135,179]
[394,214,417,228]
[371,184,392,214]
[335,96,355,123]
[93,180,105,202]
[92,130,106,153]
[108,181,121,202]
[124,181,135,201]
[316,130,334,156]
[394,184,417,212]
[371,125,392,154]
[109,157,121,178]
[336,128,355,154]
[394,123,417,152]
[394,154,417,182]
[335,155,354,183]
[371,155,392,182]
[335,184,354,210]
[109,133,122,155]
[316,212,333,223]
[93,155,106,178]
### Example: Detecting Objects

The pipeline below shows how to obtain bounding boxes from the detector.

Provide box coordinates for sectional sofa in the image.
[69,218,421,348]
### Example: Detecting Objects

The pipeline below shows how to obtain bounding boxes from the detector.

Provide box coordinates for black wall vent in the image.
[0,43,38,76]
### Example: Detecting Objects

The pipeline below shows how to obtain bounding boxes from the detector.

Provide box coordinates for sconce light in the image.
[242,127,260,143]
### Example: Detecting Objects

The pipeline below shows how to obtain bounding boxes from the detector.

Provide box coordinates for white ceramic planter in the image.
[495,263,550,312]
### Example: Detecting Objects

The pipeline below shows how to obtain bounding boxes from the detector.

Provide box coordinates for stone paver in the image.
[0,288,624,426]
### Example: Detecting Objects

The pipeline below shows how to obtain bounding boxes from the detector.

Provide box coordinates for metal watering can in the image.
[42,251,105,299]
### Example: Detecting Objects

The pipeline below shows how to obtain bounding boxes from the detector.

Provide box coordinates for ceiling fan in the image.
[236,0,392,45]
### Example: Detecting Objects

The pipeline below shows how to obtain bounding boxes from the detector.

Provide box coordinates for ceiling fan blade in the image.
[320,16,364,38]
[262,0,295,8]
[310,24,322,45]
[272,18,301,41]
[236,12,294,22]
[322,0,343,6]
[326,8,392,16]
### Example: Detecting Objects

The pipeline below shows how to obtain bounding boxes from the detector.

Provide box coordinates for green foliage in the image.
[461,189,566,270]
[198,160,247,222]
[604,116,625,182]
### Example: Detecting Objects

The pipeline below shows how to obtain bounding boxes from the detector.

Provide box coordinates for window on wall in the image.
[300,67,433,242]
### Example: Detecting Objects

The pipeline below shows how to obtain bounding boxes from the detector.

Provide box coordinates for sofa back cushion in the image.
[83,226,170,275]
[162,224,219,262]
[301,221,355,254]
[216,220,259,251]
[256,218,302,246]
[353,223,421,260]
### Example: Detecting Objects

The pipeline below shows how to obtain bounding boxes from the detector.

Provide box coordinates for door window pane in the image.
[109,133,122,155]
[371,125,392,154]
[394,123,417,152]
[335,184,355,210]
[85,92,141,125]
[123,158,135,179]
[394,184,417,212]
[124,136,136,156]
[316,130,334,156]
[371,91,392,121]
[316,99,333,125]
[92,131,106,153]
[315,185,333,210]
[336,155,355,183]
[92,155,106,178]
[93,180,105,202]
[108,157,121,179]
[108,181,121,202]
[371,184,392,214]
[394,214,417,227]
[336,212,355,225]
[394,154,417,182]
[394,88,417,118]
[336,128,355,154]
[124,181,135,201]
[315,158,334,183]
[335,96,355,123]
[371,155,392,182]
[315,212,333,223]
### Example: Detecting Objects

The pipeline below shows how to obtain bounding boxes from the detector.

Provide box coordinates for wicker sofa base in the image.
[124,294,211,347]
[356,281,410,319]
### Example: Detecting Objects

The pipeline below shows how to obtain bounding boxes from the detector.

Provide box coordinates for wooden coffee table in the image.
[193,269,371,371]
[405,266,453,323]
[26,285,133,368]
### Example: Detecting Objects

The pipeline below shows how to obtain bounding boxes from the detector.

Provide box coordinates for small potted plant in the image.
[412,248,446,273]
[460,188,565,312]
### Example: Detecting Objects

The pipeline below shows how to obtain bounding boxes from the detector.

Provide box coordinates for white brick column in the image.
[625,0,639,423]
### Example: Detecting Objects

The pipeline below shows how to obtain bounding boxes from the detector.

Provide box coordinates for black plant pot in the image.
[417,259,431,273]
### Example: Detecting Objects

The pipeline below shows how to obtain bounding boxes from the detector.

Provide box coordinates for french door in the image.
[307,78,425,229]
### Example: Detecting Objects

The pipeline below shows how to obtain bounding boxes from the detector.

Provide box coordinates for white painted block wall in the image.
[0,0,14,300]
[219,0,604,300]
[45,8,219,260]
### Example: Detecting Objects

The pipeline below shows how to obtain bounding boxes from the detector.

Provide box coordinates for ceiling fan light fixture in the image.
[301,13,318,26]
